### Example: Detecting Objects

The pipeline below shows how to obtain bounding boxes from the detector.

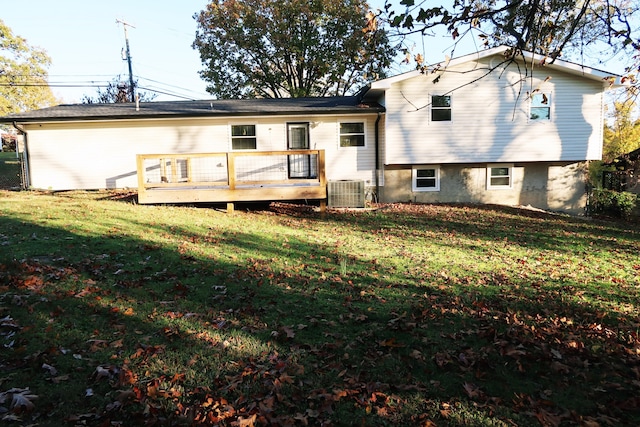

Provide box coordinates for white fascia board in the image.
[367,45,624,93]
[518,51,624,87]
[368,70,422,90]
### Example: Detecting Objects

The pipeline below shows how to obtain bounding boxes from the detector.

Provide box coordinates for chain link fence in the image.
[0,151,25,190]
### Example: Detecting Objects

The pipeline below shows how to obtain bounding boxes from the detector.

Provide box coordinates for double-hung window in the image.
[339,122,365,147]
[412,166,440,191]
[431,95,451,121]
[487,164,513,189]
[530,92,551,121]
[231,124,257,150]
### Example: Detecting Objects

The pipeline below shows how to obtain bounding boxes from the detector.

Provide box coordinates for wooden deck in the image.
[136,150,327,210]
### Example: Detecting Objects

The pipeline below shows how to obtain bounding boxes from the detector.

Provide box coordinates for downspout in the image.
[374,112,382,203]
[12,121,30,189]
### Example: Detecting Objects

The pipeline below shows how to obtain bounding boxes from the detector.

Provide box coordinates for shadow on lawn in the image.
[1,201,639,426]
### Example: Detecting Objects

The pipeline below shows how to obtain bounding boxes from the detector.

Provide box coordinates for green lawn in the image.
[1,190,639,426]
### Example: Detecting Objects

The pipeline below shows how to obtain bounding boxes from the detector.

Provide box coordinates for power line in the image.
[2,71,210,100]
[136,86,198,100]
[0,81,205,101]
[136,76,209,98]
[0,83,107,88]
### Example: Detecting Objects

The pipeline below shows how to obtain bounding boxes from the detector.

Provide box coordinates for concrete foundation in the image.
[380,162,588,215]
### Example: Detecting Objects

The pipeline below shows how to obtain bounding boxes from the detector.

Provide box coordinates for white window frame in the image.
[487,164,513,190]
[412,165,440,192]
[287,122,310,149]
[230,123,257,150]
[529,92,551,121]
[338,121,367,148]
[430,94,452,122]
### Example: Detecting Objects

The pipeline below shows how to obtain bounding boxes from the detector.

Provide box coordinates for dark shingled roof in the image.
[1,97,384,124]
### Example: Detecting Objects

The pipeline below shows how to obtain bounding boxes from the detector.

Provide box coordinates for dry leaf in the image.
[9,389,38,413]
[41,363,57,376]
[237,413,257,427]
[93,366,112,381]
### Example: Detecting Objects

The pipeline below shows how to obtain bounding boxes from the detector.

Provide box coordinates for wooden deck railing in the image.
[136,150,327,208]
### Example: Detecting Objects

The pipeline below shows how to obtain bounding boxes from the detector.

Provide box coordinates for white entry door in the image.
[287,123,316,179]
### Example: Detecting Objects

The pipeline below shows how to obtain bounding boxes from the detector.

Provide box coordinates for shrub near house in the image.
[589,189,638,219]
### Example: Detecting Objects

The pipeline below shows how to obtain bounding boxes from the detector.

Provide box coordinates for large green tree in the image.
[0,19,57,115]
[588,97,640,188]
[603,98,640,162]
[193,0,394,98]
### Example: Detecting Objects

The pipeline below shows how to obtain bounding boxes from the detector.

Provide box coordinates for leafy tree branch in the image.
[192,0,394,98]
[0,19,57,116]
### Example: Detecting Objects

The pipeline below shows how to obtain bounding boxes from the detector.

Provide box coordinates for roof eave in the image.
[361,46,624,97]
[0,106,385,125]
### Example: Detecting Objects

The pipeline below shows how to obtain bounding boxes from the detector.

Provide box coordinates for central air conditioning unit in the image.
[328,180,365,208]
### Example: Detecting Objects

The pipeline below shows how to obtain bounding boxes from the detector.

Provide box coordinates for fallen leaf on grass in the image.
[534,408,561,427]
[41,363,57,376]
[237,413,257,427]
[51,374,70,384]
[379,337,404,348]
[463,382,485,400]
[0,388,38,413]
[116,389,137,403]
[92,366,114,381]
[110,339,124,348]
[87,339,108,352]
[282,326,296,339]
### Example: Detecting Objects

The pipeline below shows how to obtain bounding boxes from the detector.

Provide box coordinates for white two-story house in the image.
[1,46,621,214]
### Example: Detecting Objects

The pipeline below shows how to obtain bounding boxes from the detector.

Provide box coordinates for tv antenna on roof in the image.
[116,19,136,103]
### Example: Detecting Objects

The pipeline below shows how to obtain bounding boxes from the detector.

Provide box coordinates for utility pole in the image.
[116,19,136,103]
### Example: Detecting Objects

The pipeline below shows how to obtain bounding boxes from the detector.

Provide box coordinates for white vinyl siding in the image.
[383,55,605,165]
[23,114,379,191]
[326,118,375,182]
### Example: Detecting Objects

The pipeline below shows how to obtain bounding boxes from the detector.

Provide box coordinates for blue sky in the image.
[3,1,627,104]
[3,0,460,103]
[3,0,212,102]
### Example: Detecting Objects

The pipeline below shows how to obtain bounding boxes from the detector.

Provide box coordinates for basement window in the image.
[412,166,440,191]
[231,124,257,150]
[487,164,513,189]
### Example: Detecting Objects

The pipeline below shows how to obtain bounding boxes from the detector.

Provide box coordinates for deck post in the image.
[318,150,327,188]
[227,152,236,190]
[227,202,235,214]
[136,154,146,202]
[171,158,178,183]
[160,158,167,182]
[318,150,327,215]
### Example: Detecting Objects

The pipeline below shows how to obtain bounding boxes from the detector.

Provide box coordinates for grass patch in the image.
[1,190,639,426]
